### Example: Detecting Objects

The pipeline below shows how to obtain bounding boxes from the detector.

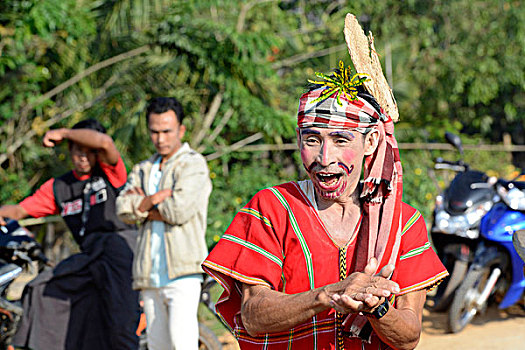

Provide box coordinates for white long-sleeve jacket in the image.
[116,143,212,289]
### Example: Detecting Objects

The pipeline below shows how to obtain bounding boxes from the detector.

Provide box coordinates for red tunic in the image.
[203,182,447,349]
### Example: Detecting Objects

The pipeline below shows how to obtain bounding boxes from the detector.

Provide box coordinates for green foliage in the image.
[206,149,299,247]
[0,0,523,248]
[377,1,524,144]
[0,0,96,204]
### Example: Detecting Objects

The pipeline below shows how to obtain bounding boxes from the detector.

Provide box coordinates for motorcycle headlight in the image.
[434,199,493,236]
[465,200,493,226]
[465,229,480,239]
[447,215,469,233]
[434,210,455,233]
[435,209,469,233]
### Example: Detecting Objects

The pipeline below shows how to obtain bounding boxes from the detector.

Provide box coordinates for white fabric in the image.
[148,156,169,287]
[297,179,319,210]
[142,275,202,350]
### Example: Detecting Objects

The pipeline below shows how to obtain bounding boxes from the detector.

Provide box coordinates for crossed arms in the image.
[116,155,211,225]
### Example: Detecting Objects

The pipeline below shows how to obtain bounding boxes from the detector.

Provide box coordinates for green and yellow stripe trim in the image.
[240,207,274,228]
[222,234,283,268]
[402,210,421,236]
[234,317,335,343]
[399,242,431,260]
[201,261,272,288]
[268,187,314,289]
[268,186,317,348]
[399,270,449,295]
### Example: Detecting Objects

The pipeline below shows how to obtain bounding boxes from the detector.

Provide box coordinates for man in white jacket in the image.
[116,97,212,350]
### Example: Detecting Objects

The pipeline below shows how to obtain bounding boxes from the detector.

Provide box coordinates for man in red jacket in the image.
[0,119,140,350]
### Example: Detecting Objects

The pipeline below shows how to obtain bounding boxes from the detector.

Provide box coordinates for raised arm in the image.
[43,128,120,165]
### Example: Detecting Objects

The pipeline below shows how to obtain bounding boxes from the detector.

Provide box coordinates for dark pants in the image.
[13,231,140,350]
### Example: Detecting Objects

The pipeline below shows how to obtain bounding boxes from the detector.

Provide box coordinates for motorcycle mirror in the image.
[445,132,464,156]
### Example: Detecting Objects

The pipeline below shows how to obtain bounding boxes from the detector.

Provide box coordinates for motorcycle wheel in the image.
[138,323,223,350]
[447,266,492,333]
[198,323,222,350]
[431,259,469,312]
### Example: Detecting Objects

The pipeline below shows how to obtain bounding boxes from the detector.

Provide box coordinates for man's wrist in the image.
[316,285,333,309]
[367,298,390,319]
[138,196,154,212]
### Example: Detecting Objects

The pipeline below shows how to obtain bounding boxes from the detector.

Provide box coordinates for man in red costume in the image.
[203,67,448,350]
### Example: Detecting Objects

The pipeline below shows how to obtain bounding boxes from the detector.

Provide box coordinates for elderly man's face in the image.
[298,127,378,202]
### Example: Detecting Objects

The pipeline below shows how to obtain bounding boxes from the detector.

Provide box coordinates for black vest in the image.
[53,164,134,244]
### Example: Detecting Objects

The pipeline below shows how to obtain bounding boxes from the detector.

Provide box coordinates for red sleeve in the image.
[202,188,284,330]
[19,179,59,218]
[392,204,448,296]
[98,157,127,188]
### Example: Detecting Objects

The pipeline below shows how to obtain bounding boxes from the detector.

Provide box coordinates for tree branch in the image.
[272,44,347,69]
[19,45,150,117]
[237,0,277,33]
[197,107,234,153]
[205,132,263,161]
[0,47,147,165]
[0,89,114,166]
[193,92,223,148]
[204,142,525,154]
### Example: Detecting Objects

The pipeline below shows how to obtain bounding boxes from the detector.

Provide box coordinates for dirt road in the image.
[418,304,525,349]
[13,271,524,349]
[218,303,525,349]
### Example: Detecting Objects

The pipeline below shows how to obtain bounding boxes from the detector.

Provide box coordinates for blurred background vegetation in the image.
[0,0,524,248]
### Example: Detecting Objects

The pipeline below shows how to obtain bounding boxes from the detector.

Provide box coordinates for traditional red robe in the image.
[203,181,447,349]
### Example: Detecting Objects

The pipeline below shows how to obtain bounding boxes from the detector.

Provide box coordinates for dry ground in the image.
[217,303,525,350]
[418,303,525,350]
[10,271,525,350]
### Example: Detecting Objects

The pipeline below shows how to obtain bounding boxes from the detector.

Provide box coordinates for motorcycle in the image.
[448,175,525,333]
[0,219,48,350]
[429,132,496,311]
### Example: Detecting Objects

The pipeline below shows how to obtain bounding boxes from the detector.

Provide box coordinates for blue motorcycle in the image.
[448,176,525,333]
